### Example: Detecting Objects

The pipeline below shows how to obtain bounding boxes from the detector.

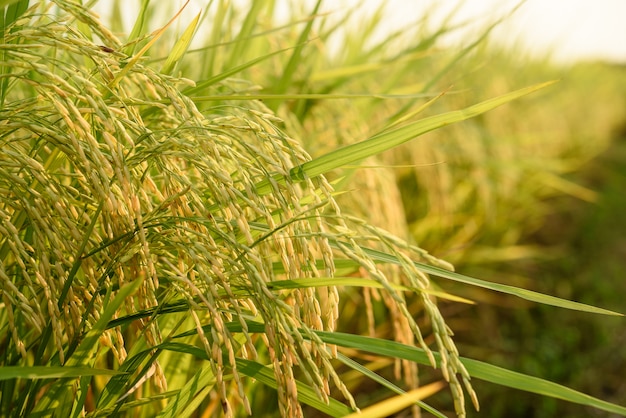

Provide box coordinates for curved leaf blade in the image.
[0,366,124,381]
[254,81,557,194]
[161,11,201,75]
[290,81,557,180]
[348,243,623,316]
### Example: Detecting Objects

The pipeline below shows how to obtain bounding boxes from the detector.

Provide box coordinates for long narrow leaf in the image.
[336,353,448,418]
[0,366,124,380]
[224,0,264,69]
[161,11,201,75]
[267,277,474,304]
[189,92,443,102]
[348,243,623,316]
[183,46,296,96]
[0,0,24,9]
[254,81,556,194]
[155,363,215,418]
[236,358,354,417]
[265,0,322,111]
[110,1,190,88]
[177,321,626,417]
[289,81,557,180]
[67,278,145,367]
[1,0,28,30]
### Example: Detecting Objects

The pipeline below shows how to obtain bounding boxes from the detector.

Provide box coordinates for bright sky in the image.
[353,0,626,63]
[500,0,626,63]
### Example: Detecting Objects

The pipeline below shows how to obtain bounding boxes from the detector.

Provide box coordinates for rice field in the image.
[1,1,625,417]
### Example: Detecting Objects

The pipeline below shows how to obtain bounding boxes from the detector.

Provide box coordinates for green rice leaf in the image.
[349,243,623,316]
[31,279,145,415]
[155,363,215,418]
[254,81,557,194]
[1,0,28,29]
[224,0,264,69]
[290,81,557,180]
[0,366,124,380]
[67,277,145,367]
[266,277,474,304]
[123,0,151,56]
[415,261,624,316]
[265,0,322,111]
[161,11,201,75]
[189,92,442,102]
[111,1,189,88]
[183,46,295,96]
[96,346,153,410]
[336,353,448,418]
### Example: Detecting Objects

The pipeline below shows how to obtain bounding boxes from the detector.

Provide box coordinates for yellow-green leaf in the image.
[161,11,201,75]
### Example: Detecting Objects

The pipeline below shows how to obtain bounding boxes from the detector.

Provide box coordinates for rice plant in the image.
[0,1,624,417]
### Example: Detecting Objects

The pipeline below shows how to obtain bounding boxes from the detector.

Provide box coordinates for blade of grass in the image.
[96,346,154,410]
[358,243,622,316]
[224,0,264,70]
[203,0,228,75]
[421,2,525,95]
[0,366,124,380]
[68,278,145,367]
[291,81,557,180]
[382,3,507,124]
[327,88,446,193]
[161,11,201,75]
[0,0,28,30]
[265,0,322,111]
[0,0,30,106]
[236,358,355,417]
[97,300,188,411]
[336,353,448,418]
[186,321,626,416]
[188,91,442,102]
[0,0,23,8]
[123,0,150,56]
[266,277,474,305]
[183,45,297,97]
[87,391,179,418]
[254,81,557,194]
[155,362,216,418]
[110,1,190,88]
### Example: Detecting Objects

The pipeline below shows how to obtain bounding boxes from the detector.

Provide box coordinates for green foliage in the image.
[1,1,624,418]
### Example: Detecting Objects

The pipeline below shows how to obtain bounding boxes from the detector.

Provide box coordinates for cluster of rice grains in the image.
[0,1,476,417]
